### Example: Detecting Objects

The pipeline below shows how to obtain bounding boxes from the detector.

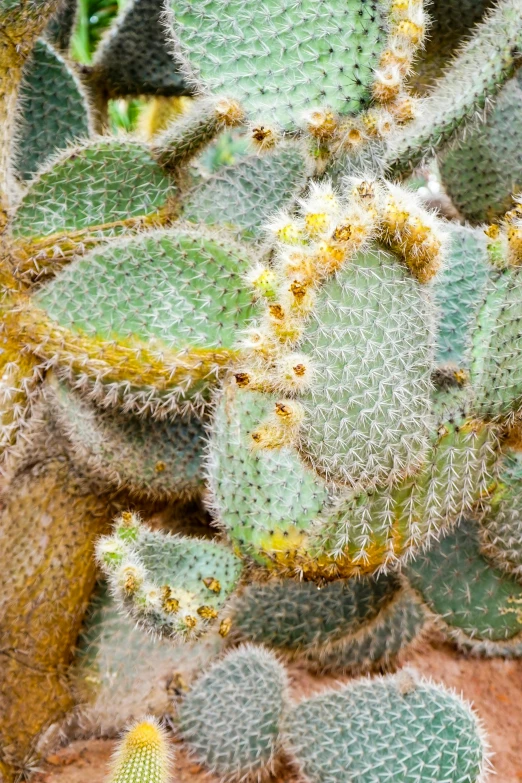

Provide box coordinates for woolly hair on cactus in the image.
[45,376,206,502]
[405,516,522,657]
[177,644,288,782]
[283,669,491,783]
[230,575,426,675]
[166,0,428,154]
[96,512,243,640]
[107,717,172,783]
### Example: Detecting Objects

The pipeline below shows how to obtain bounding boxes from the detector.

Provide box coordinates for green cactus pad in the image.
[308,587,425,674]
[168,0,389,129]
[97,514,243,639]
[432,223,490,367]
[179,644,287,779]
[73,582,223,735]
[12,139,177,238]
[406,516,522,653]
[232,576,425,674]
[233,574,401,650]
[297,244,433,488]
[13,39,90,181]
[471,265,522,418]
[31,228,256,411]
[91,0,189,99]
[207,383,329,568]
[283,671,488,783]
[480,449,522,579]
[438,72,522,224]
[315,400,498,571]
[183,146,309,241]
[386,0,522,176]
[46,378,205,501]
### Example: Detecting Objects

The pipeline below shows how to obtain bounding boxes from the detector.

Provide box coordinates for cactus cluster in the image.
[2,0,522,780]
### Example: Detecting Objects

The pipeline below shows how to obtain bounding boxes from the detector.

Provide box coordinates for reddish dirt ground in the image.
[33,633,522,783]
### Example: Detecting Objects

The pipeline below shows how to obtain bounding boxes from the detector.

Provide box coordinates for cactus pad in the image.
[46,378,206,500]
[168,0,402,130]
[179,644,287,780]
[207,383,329,568]
[438,72,522,225]
[91,0,189,99]
[283,671,489,783]
[471,264,522,418]
[97,513,243,639]
[13,40,90,181]
[12,140,177,238]
[232,575,425,674]
[479,448,522,579]
[184,146,310,240]
[27,228,256,412]
[406,516,522,653]
[432,223,490,367]
[296,242,433,488]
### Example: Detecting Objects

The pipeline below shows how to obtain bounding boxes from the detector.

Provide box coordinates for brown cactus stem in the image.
[0,424,117,779]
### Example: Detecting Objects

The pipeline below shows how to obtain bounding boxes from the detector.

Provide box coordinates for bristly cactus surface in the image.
[107,717,172,783]
[2,0,522,778]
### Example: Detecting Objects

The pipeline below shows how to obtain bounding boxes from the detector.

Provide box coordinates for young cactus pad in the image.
[108,717,172,783]
[96,512,243,639]
[283,670,489,783]
[178,644,287,781]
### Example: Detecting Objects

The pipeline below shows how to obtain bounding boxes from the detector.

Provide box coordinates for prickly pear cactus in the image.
[2,0,522,778]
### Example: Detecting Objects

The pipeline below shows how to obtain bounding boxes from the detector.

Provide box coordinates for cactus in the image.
[283,669,490,783]
[46,376,206,501]
[178,644,288,781]
[438,72,522,224]
[231,575,426,674]
[174,646,489,783]
[432,223,491,368]
[3,0,522,775]
[166,0,428,148]
[413,0,496,93]
[13,39,90,181]
[479,448,522,580]
[405,516,522,656]
[0,415,117,776]
[73,581,224,736]
[107,717,172,783]
[96,512,243,639]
